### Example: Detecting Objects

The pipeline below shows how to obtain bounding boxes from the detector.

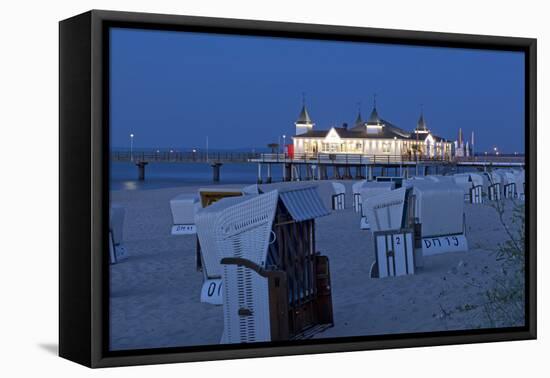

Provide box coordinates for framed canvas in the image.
[59,9,536,368]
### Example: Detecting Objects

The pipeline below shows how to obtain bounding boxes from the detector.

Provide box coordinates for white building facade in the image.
[292,103,454,160]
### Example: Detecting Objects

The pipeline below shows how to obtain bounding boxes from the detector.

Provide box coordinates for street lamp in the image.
[206,136,209,162]
[282,134,286,156]
[130,133,134,161]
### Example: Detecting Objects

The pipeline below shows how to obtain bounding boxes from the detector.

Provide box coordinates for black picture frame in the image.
[59,9,537,368]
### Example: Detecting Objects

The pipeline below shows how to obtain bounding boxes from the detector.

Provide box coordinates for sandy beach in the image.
[109,181,524,351]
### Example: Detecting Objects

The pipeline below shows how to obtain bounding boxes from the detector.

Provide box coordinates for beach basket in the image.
[407,180,468,256]
[331,182,346,210]
[483,172,502,201]
[359,181,397,230]
[514,170,525,200]
[352,180,367,212]
[109,205,127,263]
[204,187,333,343]
[170,193,200,235]
[372,229,415,278]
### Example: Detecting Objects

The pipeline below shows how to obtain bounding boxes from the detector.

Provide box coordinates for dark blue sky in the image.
[110,28,525,153]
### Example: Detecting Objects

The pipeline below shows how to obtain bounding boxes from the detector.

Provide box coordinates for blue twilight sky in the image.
[110,27,525,153]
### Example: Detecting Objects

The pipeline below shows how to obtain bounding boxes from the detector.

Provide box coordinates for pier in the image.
[111,150,525,182]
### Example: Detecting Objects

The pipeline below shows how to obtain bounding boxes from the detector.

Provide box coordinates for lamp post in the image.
[206,136,209,162]
[282,134,286,157]
[130,133,134,161]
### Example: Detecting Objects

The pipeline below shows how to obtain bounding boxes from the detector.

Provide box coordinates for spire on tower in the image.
[416,105,428,132]
[366,94,381,125]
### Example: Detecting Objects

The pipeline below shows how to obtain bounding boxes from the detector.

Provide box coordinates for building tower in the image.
[295,96,314,136]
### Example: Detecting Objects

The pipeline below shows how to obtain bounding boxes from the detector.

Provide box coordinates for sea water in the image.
[110,161,470,191]
[110,162,265,190]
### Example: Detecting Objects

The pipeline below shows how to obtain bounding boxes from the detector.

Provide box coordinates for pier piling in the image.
[332,165,340,179]
[343,166,352,179]
[320,165,328,180]
[212,162,222,182]
[354,166,363,179]
[136,161,148,181]
[284,164,292,181]
[257,163,262,184]
[266,164,272,183]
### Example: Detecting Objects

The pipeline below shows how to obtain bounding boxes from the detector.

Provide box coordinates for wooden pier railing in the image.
[110,150,524,166]
[111,150,260,163]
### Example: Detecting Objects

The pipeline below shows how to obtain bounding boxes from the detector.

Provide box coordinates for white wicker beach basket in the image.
[214,190,279,343]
